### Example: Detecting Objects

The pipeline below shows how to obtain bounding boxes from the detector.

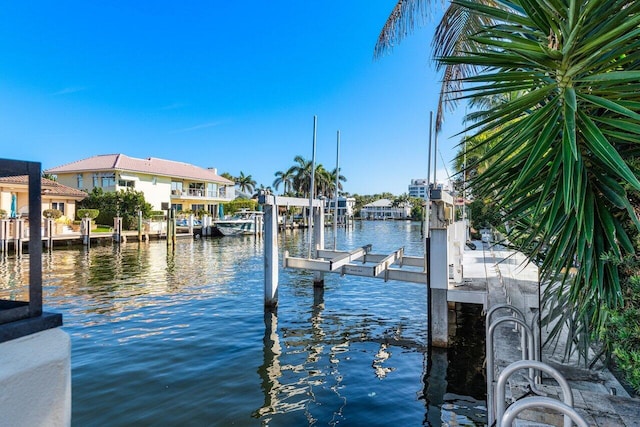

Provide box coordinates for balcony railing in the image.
[170,188,234,200]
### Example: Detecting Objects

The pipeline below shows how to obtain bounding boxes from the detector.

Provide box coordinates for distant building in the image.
[0,176,86,219]
[325,196,355,223]
[360,198,411,220]
[46,154,235,215]
[408,179,429,199]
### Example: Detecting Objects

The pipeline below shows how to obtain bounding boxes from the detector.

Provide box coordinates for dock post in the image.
[45,218,54,250]
[81,217,91,246]
[137,211,143,242]
[14,218,24,256]
[166,209,172,247]
[112,217,120,243]
[429,228,449,347]
[202,214,209,236]
[188,214,194,236]
[263,197,278,307]
[313,205,325,287]
[0,218,8,253]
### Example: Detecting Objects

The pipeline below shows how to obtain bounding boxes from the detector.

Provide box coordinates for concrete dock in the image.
[464,241,640,426]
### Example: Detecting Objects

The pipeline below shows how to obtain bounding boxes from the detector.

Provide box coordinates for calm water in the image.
[0,221,486,426]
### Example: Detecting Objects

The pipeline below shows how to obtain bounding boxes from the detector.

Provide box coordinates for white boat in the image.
[213,210,263,236]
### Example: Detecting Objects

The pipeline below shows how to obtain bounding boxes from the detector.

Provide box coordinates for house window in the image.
[93,174,99,188]
[51,202,65,215]
[207,183,216,197]
[101,174,116,188]
[191,204,205,213]
[171,181,183,196]
[118,180,135,188]
[171,203,183,212]
[188,182,204,197]
[152,176,157,185]
[77,174,83,188]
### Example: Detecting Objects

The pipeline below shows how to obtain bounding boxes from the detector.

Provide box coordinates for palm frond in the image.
[374,0,433,59]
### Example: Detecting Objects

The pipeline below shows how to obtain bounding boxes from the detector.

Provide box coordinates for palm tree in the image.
[220,172,235,182]
[440,0,640,361]
[272,169,294,195]
[288,155,313,197]
[375,0,494,131]
[326,168,347,199]
[313,164,332,197]
[285,155,348,198]
[235,171,256,194]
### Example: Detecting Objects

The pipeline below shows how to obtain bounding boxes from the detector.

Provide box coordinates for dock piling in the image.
[313,206,324,287]
[264,201,278,307]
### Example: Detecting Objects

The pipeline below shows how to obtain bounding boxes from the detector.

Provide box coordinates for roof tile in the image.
[46,154,234,184]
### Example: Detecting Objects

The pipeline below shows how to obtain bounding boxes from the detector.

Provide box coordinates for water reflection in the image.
[0,221,486,426]
[253,276,435,426]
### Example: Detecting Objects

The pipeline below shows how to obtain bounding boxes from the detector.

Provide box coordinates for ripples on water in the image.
[0,221,486,426]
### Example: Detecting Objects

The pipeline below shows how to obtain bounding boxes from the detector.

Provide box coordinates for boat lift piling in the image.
[260,186,478,347]
[260,193,325,308]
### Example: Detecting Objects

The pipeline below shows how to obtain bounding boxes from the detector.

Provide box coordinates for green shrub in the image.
[77,209,100,220]
[602,274,640,394]
[43,209,63,219]
[222,199,258,215]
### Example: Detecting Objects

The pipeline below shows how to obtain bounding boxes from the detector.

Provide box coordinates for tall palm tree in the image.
[441,0,640,360]
[288,155,313,197]
[272,169,295,195]
[375,0,494,131]
[326,168,347,199]
[235,171,256,194]
[285,155,348,198]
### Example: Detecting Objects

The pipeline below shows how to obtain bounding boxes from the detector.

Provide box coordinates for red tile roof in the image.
[45,154,234,184]
[0,176,87,198]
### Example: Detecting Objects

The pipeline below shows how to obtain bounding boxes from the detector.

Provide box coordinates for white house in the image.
[360,198,411,220]
[325,196,356,224]
[46,154,235,215]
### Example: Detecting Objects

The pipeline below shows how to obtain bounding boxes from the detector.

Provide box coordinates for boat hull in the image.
[213,220,256,236]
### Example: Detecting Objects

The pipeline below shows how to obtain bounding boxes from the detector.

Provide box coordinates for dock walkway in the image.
[463,241,640,426]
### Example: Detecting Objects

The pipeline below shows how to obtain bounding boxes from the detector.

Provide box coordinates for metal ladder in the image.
[486,307,587,426]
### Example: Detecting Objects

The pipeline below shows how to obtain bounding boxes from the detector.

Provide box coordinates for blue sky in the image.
[0,1,466,195]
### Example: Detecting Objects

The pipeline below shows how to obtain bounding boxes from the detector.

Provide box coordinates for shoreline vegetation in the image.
[375,0,640,395]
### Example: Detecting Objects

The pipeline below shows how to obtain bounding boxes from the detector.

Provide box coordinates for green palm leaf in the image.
[441,0,640,362]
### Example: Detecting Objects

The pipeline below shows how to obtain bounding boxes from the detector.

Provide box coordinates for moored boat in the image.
[213,209,263,236]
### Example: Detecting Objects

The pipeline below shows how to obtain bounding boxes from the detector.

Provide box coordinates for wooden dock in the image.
[0,230,195,253]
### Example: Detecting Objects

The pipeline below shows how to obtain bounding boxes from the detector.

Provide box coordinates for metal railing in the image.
[501,396,588,427]
[496,360,574,427]
[486,315,535,426]
[486,306,581,427]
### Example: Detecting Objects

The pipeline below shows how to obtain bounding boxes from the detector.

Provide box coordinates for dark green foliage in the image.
[76,209,99,220]
[78,187,152,229]
[468,199,500,230]
[43,209,63,219]
[440,0,640,366]
[602,273,640,394]
[222,199,258,215]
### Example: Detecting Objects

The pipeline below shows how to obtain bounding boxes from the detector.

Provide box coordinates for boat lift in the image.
[259,189,485,347]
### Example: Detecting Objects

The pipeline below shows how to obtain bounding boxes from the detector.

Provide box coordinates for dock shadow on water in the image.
[0,220,485,426]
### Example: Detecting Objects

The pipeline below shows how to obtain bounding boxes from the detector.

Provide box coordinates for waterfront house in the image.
[360,199,411,220]
[45,154,235,215]
[325,196,356,223]
[0,175,87,219]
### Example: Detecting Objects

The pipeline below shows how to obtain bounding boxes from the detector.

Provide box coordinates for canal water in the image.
[0,220,486,426]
